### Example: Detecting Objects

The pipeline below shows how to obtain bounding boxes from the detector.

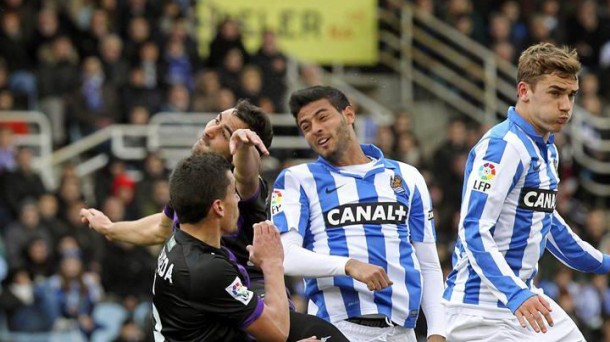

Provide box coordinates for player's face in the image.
[519,72,578,137]
[220,170,240,234]
[192,108,248,159]
[296,99,355,164]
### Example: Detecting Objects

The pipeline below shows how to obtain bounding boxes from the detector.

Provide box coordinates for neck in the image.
[179,220,222,248]
[514,103,550,141]
[332,142,370,167]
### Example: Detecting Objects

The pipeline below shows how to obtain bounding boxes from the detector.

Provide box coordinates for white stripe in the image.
[152,303,166,342]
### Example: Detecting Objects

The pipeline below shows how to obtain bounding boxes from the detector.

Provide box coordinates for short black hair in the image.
[233,99,273,153]
[169,153,232,224]
[288,86,351,119]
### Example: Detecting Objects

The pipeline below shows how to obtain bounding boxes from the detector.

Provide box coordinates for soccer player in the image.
[270,86,446,341]
[443,42,609,341]
[81,100,272,288]
[151,153,290,341]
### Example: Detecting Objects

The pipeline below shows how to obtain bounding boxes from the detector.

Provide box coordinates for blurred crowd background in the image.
[1,0,610,341]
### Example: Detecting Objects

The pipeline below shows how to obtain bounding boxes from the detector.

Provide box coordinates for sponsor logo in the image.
[427,210,434,221]
[518,188,556,212]
[390,175,405,194]
[270,189,284,215]
[324,202,408,228]
[225,276,254,305]
[325,184,345,194]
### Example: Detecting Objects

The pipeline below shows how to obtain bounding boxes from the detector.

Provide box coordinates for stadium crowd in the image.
[0,0,610,341]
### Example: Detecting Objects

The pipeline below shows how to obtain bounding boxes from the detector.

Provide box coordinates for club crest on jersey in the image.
[473,162,497,193]
[225,276,254,305]
[270,189,284,215]
[518,188,556,212]
[390,175,405,194]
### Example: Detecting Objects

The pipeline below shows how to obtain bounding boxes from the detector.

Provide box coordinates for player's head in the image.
[289,86,357,164]
[169,153,239,233]
[516,43,580,136]
[192,99,273,160]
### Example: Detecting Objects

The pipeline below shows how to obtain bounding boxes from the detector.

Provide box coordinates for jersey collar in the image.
[508,106,555,144]
[316,144,392,178]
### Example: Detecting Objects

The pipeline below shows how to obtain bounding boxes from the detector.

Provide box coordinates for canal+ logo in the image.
[473,162,497,193]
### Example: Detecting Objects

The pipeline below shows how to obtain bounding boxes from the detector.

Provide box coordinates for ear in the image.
[342,106,356,125]
[517,81,530,102]
[211,199,224,218]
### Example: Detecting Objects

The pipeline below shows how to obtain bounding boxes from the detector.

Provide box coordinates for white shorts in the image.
[334,320,416,342]
[445,296,586,342]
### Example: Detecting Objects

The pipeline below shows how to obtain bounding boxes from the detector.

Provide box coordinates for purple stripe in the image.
[163,204,174,219]
[222,247,250,286]
[239,184,261,204]
[240,297,264,328]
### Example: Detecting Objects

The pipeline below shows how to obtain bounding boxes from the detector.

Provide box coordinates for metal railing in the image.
[0,111,54,189]
[377,0,610,198]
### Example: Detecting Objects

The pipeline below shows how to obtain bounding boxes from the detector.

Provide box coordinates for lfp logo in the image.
[478,163,496,181]
[473,162,497,193]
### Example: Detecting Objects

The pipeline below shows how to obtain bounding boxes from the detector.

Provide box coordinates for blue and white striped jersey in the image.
[271,144,436,328]
[444,107,610,314]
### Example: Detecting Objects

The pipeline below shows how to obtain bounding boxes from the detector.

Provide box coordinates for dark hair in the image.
[233,99,273,153]
[169,153,232,224]
[289,86,351,119]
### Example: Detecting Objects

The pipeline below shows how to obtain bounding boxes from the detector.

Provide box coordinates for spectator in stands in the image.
[299,64,323,87]
[2,147,46,217]
[394,131,423,168]
[191,70,222,112]
[122,66,164,115]
[29,7,63,62]
[161,84,191,112]
[0,269,55,333]
[56,176,85,220]
[112,318,146,342]
[499,0,529,51]
[99,34,130,90]
[566,0,609,68]
[252,30,288,111]
[67,56,120,141]
[207,18,248,69]
[137,41,166,91]
[38,35,80,146]
[219,47,246,94]
[164,38,194,90]
[63,201,106,271]
[124,17,153,64]
[38,193,70,248]
[0,126,17,174]
[135,151,168,215]
[77,9,112,59]
[5,200,53,270]
[23,236,56,283]
[375,125,395,156]
[41,253,103,339]
[237,66,264,106]
[216,87,237,112]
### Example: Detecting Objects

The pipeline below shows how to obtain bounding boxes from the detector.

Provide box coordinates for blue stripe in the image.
[463,264,481,304]
[304,279,330,321]
[409,186,425,242]
[354,175,392,318]
[309,164,361,318]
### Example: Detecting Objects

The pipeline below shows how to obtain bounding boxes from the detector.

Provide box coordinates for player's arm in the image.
[407,167,445,340]
[459,140,538,311]
[243,222,290,341]
[231,128,269,200]
[546,211,610,273]
[271,169,391,291]
[80,208,172,245]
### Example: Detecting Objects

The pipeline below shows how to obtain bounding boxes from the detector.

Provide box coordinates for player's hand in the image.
[229,129,269,156]
[80,208,113,238]
[247,221,283,269]
[515,295,554,333]
[427,334,446,341]
[345,259,393,291]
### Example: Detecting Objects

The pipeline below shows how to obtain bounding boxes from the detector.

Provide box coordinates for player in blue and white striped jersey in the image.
[444,43,610,341]
[271,86,446,342]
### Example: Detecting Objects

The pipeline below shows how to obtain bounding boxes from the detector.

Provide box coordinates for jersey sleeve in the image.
[407,167,437,243]
[459,138,535,313]
[270,168,310,236]
[238,177,268,223]
[546,211,610,274]
[191,258,264,329]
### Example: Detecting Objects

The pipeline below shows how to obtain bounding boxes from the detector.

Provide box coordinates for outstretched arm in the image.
[231,128,269,200]
[80,208,172,245]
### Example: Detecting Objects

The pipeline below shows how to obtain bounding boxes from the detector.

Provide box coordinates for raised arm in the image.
[231,128,269,200]
[80,208,173,245]
[244,221,290,342]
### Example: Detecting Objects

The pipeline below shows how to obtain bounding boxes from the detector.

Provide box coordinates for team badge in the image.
[270,189,284,215]
[390,175,405,194]
[225,276,254,305]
